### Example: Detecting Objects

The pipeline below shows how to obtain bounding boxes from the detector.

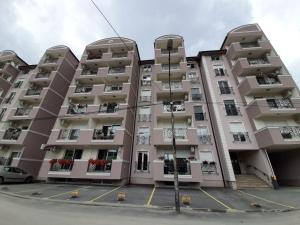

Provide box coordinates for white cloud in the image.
[249,0,300,85]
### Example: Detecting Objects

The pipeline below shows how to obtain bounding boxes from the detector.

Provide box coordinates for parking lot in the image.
[0,183,299,212]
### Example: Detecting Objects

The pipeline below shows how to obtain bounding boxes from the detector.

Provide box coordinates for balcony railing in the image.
[26,88,42,96]
[163,102,185,112]
[49,159,73,172]
[87,54,102,60]
[231,132,251,143]
[248,58,269,65]
[201,161,218,174]
[198,135,212,144]
[112,52,128,58]
[2,128,22,140]
[164,159,191,175]
[36,73,50,79]
[44,58,58,64]
[163,128,187,140]
[75,85,93,93]
[162,63,180,70]
[15,108,31,116]
[99,104,118,113]
[162,81,182,90]
[104,85,122,92]
[138,114,151,122]
[81,69,98,76]
[220,87,234,94]
[240,42,259,48]
[108,67,125,74]
[67,104,87,114]
[280,126,300,139]
[161,48,178,54]
[93,129,115,140]
[58,129,80,140]
[0,108,6,120]
[256,76,280,85]
[87,159,112,173]
[136,135,150,145]
[267,98,294,109]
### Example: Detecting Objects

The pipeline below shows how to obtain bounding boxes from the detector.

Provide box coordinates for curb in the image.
[0,190,298,214]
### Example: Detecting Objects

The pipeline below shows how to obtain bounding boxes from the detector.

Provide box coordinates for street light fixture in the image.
[167,39,180,213]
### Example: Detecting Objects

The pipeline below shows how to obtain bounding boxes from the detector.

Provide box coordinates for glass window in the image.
[224,100,238,116]
[137,152,148,171]
[194,106,204,121]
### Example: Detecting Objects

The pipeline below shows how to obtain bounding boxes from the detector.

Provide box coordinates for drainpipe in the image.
[197,58,226,188]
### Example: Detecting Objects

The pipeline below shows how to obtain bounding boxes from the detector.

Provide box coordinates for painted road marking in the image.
[46,187,86,199]
[88,186,122,202]
[200,188,233,210]
[145,186,156,207]
[238,190,296,209]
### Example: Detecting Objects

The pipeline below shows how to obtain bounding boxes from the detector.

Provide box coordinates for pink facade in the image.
[1,24,300,188]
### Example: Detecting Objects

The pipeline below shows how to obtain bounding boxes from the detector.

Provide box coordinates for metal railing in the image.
[104,85,123,92]
[108,67,126,74]
[164,160,191,175]
[75,85,93,93]
[267,98,294,109]
[220,87,234,95]
[248,58,269,65]
[67,104,87,114]
[256,76,280,85]
[112,52,128,58]
[201,161,218,174]
[163,128,187,140]
[99,104,119,113]
[136,135,150,145]
[15,108,31,116]
[26,88,42,96]
[49,160,73,172]
[2,128,22,140]
[93,129,115,140]
[44,58,58,64]
[162,81,182,90]
[58,129,80,140]
[163,102,185,112]
[280,126,300,139]
[231,132,251,143]
[198,135,212,144]
[87,160,112,173]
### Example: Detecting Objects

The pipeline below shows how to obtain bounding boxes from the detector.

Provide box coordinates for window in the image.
[143,65,152,72]
[105,84,122,92]
[218,81,232,94]
[200,151,217,174]
[197,127,211,144]
[194,106,205,121]
[214,67,226,76]
[191,88,201,101]
[187,71,198,81]
[141,74,151,86]
[140,90,151,102]
[229,122,248,142]
[4,92,16,104]
[64,149,83,160]
[187,63,195,69]
[0,108,7,120]
[211,55,221,61]
[137,127,150,144]
[163,153,191,175]
[138,107,151,121]
[13,80,23,88]
[69,129,80,140]
[224,100,239,116]
[137,151,148,171]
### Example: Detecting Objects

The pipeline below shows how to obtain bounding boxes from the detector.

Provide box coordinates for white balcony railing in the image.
[163,128,187,140]
[162,81,182,90]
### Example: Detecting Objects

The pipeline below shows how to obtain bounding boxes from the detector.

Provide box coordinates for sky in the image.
[0,0,299,85]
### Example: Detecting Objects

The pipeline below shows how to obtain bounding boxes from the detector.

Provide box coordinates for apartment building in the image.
[130,35,223,187]
[0,46,78,177]
[38,38,140,185]
[1,23,299,188]
[0,51,27,104]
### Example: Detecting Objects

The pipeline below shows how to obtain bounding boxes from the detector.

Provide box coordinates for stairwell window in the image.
[211,55,221,61]
[218,81,233,94]
[136,151,149,172]
[13,80,23,88]
[224,100,239,116]
[214,67,226,76]
[138,107,151,122]
[229,122,250,143]
[4,92,16,104]
[191,88,202,101]
[140,90,151,102]
[143,65,152,72]
[194,105,205,121]
[137,127,150,145]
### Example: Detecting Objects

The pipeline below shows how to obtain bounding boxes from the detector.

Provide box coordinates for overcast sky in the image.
[0,0,299,85]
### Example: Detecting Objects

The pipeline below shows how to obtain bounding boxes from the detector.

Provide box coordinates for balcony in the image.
[0,128,28,144]
[232,56,282,77]
[87,159,112,173]
[26,88,43,96]
[163,102,185,112]
[162,81,183,90]
[81,68,98,76]
[75,85,93,93]
[255,126,300,149]
[155,47,185,64]
[246,98,300,118]
[92,128,115,140]
[49,159,73,172]
[154,62,187,79]
[152,128,198,146]
[7,107,39,120]
[58,129,80,141]
[238,75,296,96]
[226,40,272,59]
[15,108,31,116]
[67,104,88,114]
[112,52,128,58]
[108,67,126,74]
[154,80,191,94]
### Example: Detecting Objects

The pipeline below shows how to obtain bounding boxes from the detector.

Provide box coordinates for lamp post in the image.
[167,39,180,213]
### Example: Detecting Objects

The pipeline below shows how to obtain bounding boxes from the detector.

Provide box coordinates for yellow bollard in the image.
[181,195,191,205]
[70,190,80,198]
[117,192,126,201]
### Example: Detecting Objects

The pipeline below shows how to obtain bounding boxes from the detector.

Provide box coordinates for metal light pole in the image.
[167,39,180,213]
